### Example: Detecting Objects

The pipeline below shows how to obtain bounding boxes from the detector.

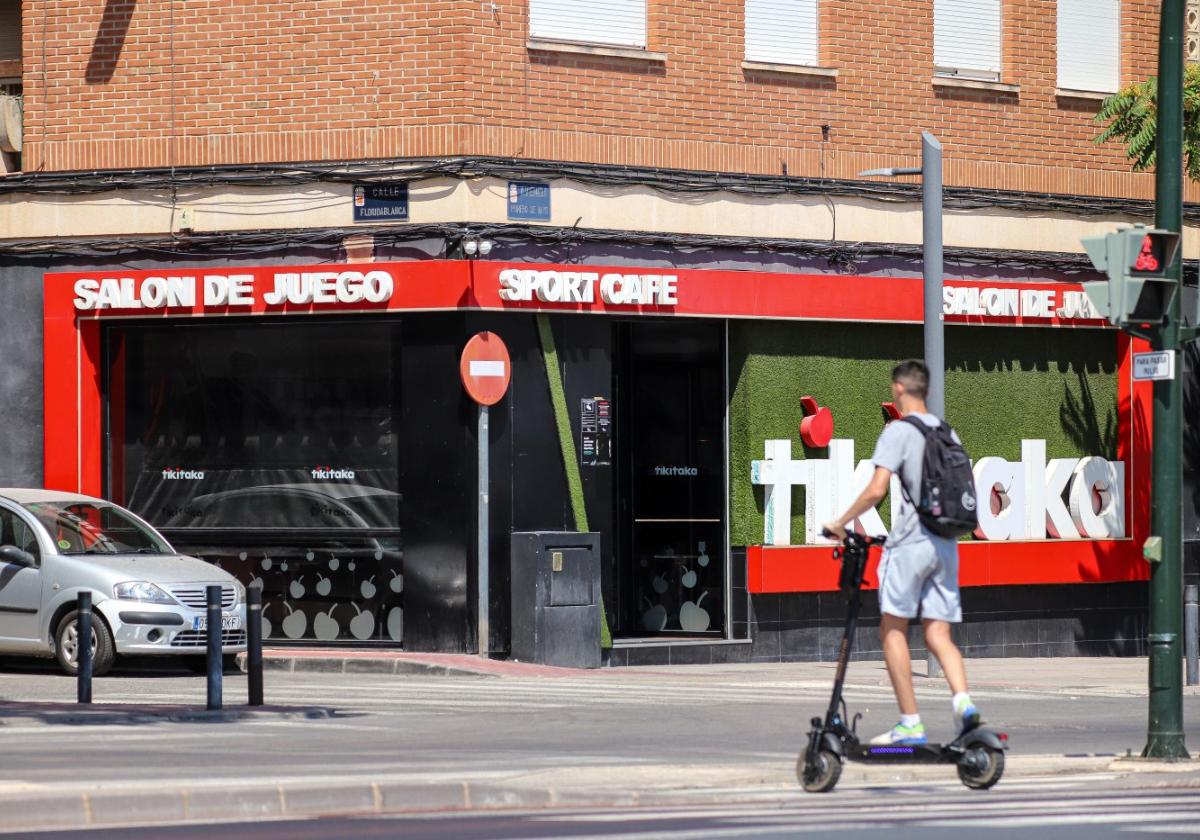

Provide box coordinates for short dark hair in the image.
[892,360,929,399]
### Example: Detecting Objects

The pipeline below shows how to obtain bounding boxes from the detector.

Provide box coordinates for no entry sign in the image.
[460,332,511,405]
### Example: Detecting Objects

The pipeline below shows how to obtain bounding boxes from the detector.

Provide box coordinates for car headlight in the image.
[113,581,174,604]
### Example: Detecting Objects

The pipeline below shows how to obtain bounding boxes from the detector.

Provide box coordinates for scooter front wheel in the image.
[798,749,842,793]
[957,745,1005,790]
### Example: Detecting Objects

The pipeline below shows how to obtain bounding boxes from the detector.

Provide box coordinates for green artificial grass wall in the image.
[728,322,1119,547]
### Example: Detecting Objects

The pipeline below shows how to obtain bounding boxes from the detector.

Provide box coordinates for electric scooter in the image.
[798,530,1008,793]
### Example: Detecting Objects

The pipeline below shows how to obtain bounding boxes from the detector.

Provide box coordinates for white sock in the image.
[900,713,921,728]
[952,692,972,711]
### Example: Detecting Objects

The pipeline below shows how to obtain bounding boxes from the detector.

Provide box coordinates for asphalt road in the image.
[12,772,1200,838]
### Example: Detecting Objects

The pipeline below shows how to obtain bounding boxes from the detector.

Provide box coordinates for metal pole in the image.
[921,131,945,418]
[1143,0,1189,760]
[478,402,490,657]
[1185,584,1198,687]
[922,130,945,680]
[76,591,93,704]
[1137,0,1185,763]
[206,584,223,711]
[247,586,264,706]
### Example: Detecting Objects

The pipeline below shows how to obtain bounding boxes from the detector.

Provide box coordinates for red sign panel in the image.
[460,332,511,406]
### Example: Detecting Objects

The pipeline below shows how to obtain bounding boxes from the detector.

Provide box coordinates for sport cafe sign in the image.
[751,437,1125,546]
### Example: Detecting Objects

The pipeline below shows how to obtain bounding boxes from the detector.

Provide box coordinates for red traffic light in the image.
[1128,230,1179,277]
[1134,236,1160,272]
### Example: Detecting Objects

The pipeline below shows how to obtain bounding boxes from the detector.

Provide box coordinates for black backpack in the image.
[900,416,978,538]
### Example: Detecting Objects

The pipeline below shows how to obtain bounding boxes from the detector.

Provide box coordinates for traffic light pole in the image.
[1144,0,1189,760]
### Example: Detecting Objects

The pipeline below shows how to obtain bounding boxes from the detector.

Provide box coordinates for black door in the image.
[616,320,725,637]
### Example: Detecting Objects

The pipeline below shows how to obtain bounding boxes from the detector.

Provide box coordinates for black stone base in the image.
[608,581,1150,666]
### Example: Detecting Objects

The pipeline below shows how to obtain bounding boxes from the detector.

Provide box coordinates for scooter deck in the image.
[846,742,959,763]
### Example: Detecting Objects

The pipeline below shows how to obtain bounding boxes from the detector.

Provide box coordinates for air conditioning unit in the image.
[0,94,22,154]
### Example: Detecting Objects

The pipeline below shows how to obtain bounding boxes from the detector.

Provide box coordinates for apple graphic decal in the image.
[329,557,340,571]
[681,569,697,589]
[250,575,264,590]
[652,575,668,594]
[306,551,315,561]
[238,552,248,561]
[697,541,709,568]
[261,558,273,571]
[289,576,305,599]
[389,570,404,593]
[640,596,668,632]
[314,604,340,641]
[387,607,403,642]
[349,604,375,640]
[361,576,377,599]
[260,606,273,639]
[281,602,307,639]
[348,561,356,571]
[315,574,332,597]
[280,562,289,571]
[679,592,711,633]
[374,550,383,561]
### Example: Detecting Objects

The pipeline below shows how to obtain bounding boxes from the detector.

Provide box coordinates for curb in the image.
[1,755,1196,833]
[254,655,499,678]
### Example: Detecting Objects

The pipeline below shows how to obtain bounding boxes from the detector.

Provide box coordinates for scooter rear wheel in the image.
[957,745,1005,790]
[798,749,842,793]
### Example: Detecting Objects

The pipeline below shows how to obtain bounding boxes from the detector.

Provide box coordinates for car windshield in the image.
[24,501,172,555]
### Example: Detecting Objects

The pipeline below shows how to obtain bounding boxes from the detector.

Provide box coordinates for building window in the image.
[1058,0,1119,92]
[934,0,1002,81]
[529,0,647,49]
[745,1,818,67]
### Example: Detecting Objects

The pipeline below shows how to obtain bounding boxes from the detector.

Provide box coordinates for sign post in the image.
[460,332,512,657]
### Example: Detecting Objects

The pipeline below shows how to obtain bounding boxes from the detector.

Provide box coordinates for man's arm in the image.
[821,465,892,541]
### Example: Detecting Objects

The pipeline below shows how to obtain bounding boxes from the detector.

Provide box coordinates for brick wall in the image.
[17,1,1183,200]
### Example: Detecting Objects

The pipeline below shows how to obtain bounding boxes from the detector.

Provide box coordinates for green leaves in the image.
[1094,65,1200,180]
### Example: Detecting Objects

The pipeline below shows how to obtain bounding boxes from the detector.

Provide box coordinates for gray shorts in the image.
[877,539,962,622]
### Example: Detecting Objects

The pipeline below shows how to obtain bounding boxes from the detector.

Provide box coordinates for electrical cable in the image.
[0,155,1187,221]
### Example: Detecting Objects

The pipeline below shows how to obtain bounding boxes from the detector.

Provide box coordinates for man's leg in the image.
[880,612,918,715]
[922,619,967,695]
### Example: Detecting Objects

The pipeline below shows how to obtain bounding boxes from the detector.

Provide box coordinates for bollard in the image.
[247,586,264,706]
[76,591,93,704]
[1186,584,1198,687]
[927,650,941,679]
[206,584,223,711]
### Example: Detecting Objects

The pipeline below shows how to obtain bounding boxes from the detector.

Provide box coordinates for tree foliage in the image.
[1094,64,1200,181]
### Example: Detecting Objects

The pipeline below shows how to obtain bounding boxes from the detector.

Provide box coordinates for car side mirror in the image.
[0,545,36,567]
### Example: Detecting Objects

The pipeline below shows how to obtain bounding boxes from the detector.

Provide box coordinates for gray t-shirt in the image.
[870,413,960,550]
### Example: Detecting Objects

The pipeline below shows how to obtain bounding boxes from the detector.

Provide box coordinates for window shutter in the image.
[1058,0,1120,92]
[745,1,819,66]
[0,2,21,63]
[529,0,647,49]
[934,0,1002,79]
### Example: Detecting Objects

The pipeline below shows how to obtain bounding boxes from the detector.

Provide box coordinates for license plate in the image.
[192,614,239,632]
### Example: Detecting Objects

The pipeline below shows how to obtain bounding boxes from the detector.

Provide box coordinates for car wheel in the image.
[55,610,115,677]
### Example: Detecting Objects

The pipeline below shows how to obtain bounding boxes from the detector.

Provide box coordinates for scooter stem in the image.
[825,585,863,723]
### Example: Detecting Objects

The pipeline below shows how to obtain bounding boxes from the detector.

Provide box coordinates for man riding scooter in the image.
[822,360,981,745]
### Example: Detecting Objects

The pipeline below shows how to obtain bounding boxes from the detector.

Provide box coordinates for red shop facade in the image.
[41,259,1152,662]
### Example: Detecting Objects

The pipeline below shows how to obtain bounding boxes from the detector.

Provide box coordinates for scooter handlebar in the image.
[821,528,887,549]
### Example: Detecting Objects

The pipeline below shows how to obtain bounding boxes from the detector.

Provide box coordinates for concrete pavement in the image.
[0,656,1196,833]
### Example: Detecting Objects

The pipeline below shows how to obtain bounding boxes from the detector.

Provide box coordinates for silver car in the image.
[0,489,246,675]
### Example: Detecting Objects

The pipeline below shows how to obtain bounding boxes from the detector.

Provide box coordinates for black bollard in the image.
[206,584,222,711]
[247,586,264,706]
[76,591,93,704]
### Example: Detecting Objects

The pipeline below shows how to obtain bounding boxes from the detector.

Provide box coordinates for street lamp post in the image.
[859,132,945,418]
[860,132,945,678]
